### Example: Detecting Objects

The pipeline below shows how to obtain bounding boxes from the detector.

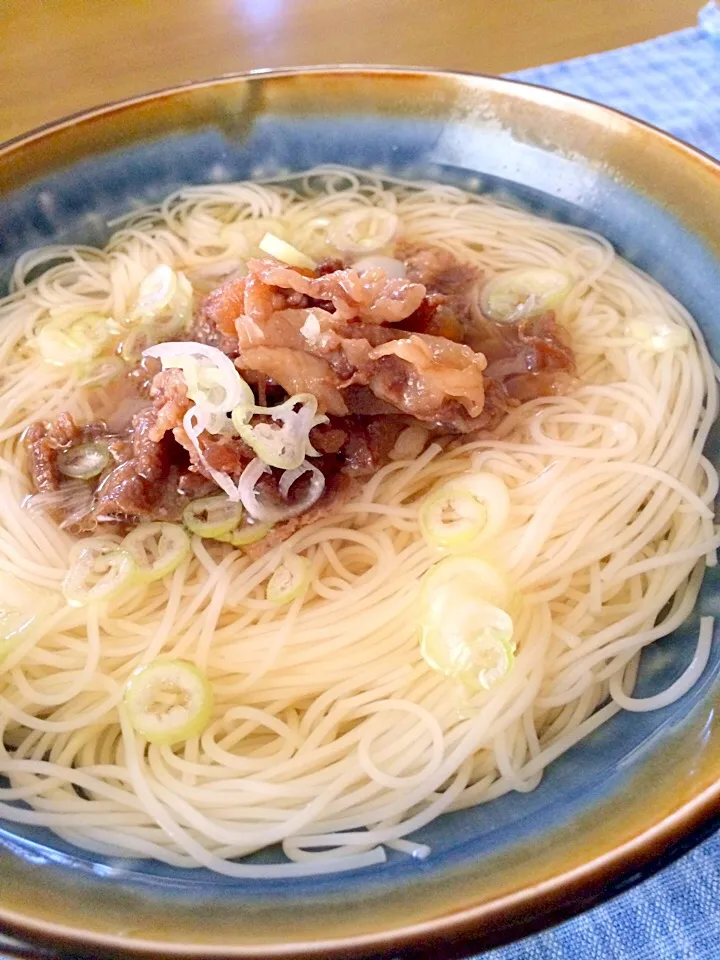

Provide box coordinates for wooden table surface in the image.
[0,0,703,145]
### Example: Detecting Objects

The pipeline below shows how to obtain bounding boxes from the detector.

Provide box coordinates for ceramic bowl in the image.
[1,66,720,960]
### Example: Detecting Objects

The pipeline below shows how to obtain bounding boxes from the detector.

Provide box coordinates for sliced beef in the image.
[239,346,348,416]
[233,305,496,430]
[29,370,197,526]
[127,356,162,398]
[93,463,187,523]
[400,244,481,342]
[364,335,486,419]
[504,370,577,402]
[483,312,575,378]
[195,276,247,340]
[45,412,82,447]
[24,414,106,493]
[93,462,162,522]
[245,258,426,324]
[402,244,481,296]
[25,422,64,493]
[339,418,407,476]
[89,368,192,519]
[309,422,348,455]
[341,386,402,417]
[234,310,406,411]
[295,322,491,431]
[190,294,241,357]
[172,425,254,482]
[235,307,313,352]
[132,408,172,482]
[177,471,219,499]
[399,246,576,394]
[25,244,578,551]
[315,258,346,276]
[147,369,193,443]
[192,257,346,353]
[203,436,254,477]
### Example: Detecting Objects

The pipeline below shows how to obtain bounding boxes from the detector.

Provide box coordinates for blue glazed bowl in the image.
[1,67,720,959]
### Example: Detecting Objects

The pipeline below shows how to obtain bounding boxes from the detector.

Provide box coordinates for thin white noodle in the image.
[609,616,714,712]
[0,166,716,876]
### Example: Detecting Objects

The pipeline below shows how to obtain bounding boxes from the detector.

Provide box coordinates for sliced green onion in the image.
[36,313,112,366]
[421,601,515,691]
[327,208,398,255]
[419,488,487,550]
[58,442,111,480]
[183,496,244,538]
[191,361,253,416]
[259,233,316,270]
[421,556,513,613]
[216,516,273,547]
[152,272,193,335]
[121,522,190,583]
[481,268,571,323]
[148,345,254,416]
[419,555,517,691]
[129,265,193,335]
[133,265,178,318]
[447,472,510,543]
[123,659,213,745]
[626,318,690,352]
[62,538,136,607]
[420,472,509,551]
[266,554,311,605]
[231,393,327,470]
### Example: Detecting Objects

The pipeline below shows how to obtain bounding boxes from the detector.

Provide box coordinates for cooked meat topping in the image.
[25,422,64,493]
[25,414,109,493]
[25,246,576,549]
[401,244,481,342]
[244,259,426,324]
[147,369,193,443]
[364,335,487,419]
[240,346,348,416]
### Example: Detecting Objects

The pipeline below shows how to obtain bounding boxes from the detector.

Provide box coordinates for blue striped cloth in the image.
[511,1,720,158]
[1,7,720,960]
[487,7,720,959]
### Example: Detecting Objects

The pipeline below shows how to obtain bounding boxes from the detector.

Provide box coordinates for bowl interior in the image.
[1,70,720,955]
